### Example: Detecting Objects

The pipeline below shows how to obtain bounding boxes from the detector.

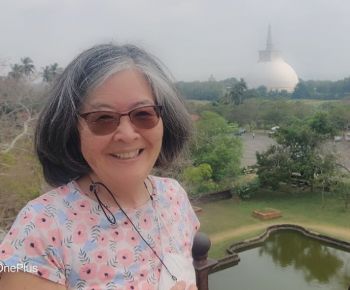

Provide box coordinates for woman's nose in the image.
[112,115,140,142]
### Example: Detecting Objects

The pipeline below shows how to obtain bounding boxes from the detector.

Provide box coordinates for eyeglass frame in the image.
[78,104,163,135]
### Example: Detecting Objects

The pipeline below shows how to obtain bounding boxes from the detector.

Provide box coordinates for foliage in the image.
[41,63,63,83]
[0,138,44,222]
[8,57,35,80]
[334,177,350,209]
[202,98,315,129]
[256,145,292,189]
[322,102,350,131]
[182,111,242,195]
[292,78,350,100]
[182,163,218,196]
[220,78,247,105]
[308,112,336,137]
[176,78,238,101]
[233,175,260,199]
[256,114,337,190]
[291,80,311,99]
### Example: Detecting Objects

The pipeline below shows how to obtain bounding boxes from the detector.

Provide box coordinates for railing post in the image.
[192,232,218,290]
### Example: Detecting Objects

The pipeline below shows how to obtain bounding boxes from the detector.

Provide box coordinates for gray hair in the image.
[35,43,192,186]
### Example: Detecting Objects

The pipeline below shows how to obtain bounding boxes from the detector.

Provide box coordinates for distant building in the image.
[208,74,216,82]
[246,25,298,92]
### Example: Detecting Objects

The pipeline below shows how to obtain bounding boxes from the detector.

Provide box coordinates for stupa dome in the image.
[246,26,298,92]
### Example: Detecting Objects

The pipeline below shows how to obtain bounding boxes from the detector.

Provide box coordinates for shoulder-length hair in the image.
[35,43,192,186]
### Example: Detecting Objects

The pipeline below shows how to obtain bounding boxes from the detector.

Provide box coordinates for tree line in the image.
[176,77,350,101]
[6,57,63,83]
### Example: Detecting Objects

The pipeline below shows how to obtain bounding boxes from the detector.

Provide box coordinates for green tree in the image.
[224,78,247,105]
[308,112,336,137]
[8,64,24,80]
[291,81,311,99]
[190,111,242,185]
[182,163,218,195]
[42,63,62,83]
[20,57,35,77]
[335,177,350,209]
[256,114,337,191]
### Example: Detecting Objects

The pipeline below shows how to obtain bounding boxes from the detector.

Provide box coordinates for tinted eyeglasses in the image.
[79,105,162,136]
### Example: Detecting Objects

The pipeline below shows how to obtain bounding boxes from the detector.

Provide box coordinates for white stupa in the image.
[246,26,298,92]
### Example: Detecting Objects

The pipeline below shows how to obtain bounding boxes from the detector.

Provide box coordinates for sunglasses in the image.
[79,105,162,136]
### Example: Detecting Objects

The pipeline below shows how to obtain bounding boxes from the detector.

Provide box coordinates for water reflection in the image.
[209,230,350,290]
[258,231,343,283]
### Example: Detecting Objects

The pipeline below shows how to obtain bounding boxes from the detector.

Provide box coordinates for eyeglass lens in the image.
[82,106,161,136]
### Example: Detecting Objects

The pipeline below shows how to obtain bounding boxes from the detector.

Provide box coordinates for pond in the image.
[208,230,350,290]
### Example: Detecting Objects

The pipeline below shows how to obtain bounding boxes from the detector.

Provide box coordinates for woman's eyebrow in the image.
[88,100,155,110]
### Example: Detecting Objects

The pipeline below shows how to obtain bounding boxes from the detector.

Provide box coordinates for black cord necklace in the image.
[88,178,178,282]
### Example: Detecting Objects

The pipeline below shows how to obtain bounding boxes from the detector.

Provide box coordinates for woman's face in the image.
[78,69,163,186]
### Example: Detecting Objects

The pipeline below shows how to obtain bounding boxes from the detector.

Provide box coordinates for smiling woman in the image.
[0,44,199,290]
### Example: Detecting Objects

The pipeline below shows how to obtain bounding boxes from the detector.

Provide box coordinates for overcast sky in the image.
[0,0,349,82]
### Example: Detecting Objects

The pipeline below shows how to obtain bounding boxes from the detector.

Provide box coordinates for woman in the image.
[0,44,199,290]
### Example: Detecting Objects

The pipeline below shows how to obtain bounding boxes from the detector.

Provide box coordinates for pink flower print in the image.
[94,250,107,262]
[139,214,152,230]
[112,229,124,242]
[160,211,167,220]
[67,210,79,220]
[172,208,180,222]
[117,249,134,267]
[34,213,53,229]
[0,242,14,259]
[40,196,54,205]
[140,280,156,290]
[8,228,19,239]
[137,252,148,263]
[72,224,88,244]
[98,265,115,282]
[138,269,148,280]
[20,211,33,223]
[24,237,45,256]
[88,215,97,223]
[87,284,100,290]
[79,263,97,280]
[163,246,172,254]
[58,185,70,195]
[127,283,137,290]
[97,233,109,246]
[37,267,50,279]
[77,200,90,211]
[126,230,139,246]
[48,229,61,247]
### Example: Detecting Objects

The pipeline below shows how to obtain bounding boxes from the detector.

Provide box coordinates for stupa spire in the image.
[259,24,279,62]
[266,24,273,51]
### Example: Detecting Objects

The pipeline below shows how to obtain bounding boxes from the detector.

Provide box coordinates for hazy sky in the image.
[0,0,349,82]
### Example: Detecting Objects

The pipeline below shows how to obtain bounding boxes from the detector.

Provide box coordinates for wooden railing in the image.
[192,232,218,290]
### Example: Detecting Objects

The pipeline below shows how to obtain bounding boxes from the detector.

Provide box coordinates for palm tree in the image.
[20,57,35,76]
[8,63,24,80]
[228,78,247,105]
[41,63,62,83]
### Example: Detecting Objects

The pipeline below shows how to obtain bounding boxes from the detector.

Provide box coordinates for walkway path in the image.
[210,222,350,244]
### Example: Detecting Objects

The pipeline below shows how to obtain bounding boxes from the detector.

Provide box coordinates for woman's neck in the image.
[77,174,152,209]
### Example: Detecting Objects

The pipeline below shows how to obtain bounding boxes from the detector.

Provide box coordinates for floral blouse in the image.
[0,176,200,290]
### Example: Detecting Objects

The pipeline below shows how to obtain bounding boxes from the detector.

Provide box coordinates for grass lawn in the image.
[196,189,350,259]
